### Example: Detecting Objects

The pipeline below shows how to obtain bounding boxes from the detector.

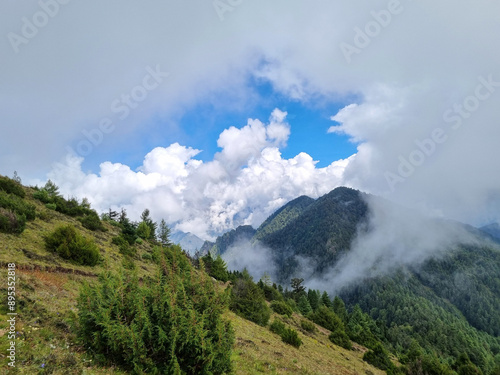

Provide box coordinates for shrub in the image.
[45,225,100,266]
[141,252,152,261]
[300,319,316,333]
[33,189,51,203]
[45,203,57,210]
[78,246,234,374]
[309,305,344,332]
[363,343,394,371]
[270,319,286,335]
[281,328,302,348]
[329,328,352,350]
[79,213,106,231]
[271,300,293,317]
[230,277,271,326]
[0,208,26,234]
[0,176,25,198]
[0,191,36,220]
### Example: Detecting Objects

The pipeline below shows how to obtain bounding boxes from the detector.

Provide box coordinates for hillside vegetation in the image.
[0,176,388,374]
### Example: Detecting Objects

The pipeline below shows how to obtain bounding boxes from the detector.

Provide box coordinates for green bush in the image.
[271,300,294,317]
[230,277,271,326]
[33,189,51,203]
[363,343,394,371]
[45,225,100,266]
[300,319,316,333]
[309,305,343,332]
[329,328,352,350]
[0,208,26,234]
[0,190,36,220]
[270,319,286,335]
[141,252,152,261]
[0,176,25,198]
[78,246,234,374]
[79,213,106,231]
[45,203,57,210]
[281,328,302,348]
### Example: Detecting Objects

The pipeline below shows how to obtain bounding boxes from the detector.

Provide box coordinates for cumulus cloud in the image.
[46,110,349,239]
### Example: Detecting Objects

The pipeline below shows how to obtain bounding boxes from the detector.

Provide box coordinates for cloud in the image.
[222,239,277,281]
[46,110,349,239]
[305,194,481,294]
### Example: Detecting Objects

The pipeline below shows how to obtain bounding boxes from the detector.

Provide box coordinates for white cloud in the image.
[47,110,349,239]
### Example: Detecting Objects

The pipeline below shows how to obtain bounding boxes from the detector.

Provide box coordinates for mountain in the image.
[170,230,205,254]
[212,186,500,373]
[480,222,500,240]
[202,224,256,256]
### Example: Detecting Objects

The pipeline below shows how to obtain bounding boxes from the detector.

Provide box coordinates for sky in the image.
[1,1,500,240]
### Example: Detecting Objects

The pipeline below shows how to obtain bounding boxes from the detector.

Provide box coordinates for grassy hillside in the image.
[0,181,382,374]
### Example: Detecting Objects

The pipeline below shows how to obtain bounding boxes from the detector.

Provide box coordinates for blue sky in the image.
[78,78,358,172]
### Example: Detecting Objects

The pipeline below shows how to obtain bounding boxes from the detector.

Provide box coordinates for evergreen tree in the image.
[321,291,332,308]
[140,209,157,240]
[230,273,271,326]
[298,295,312,315]
[44,179,60,198]
[291,277,306,298]
[332,296,348,324]
[307,289,321,311]
[158,218,172,246]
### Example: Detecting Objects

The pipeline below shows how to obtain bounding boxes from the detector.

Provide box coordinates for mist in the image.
[305,194,482,295]
[222,239,277,282]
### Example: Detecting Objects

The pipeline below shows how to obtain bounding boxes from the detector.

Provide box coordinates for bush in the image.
[45,225,100,266]
[271,300,294,317]
[78,246,234,374]
[329,328,352,350]
[230,277,271,326]
[79,213,106,231]
[33,189,51,203]
[45,203,57,210]
[141,252,152,261]
[281,328,302,348]
[0,208,26,234]
[300,319,316,333]
[363,343,394,371]
[0,176,25,198]
[309,305,344,332]
[0,191,36,220]
[270,319,286,335]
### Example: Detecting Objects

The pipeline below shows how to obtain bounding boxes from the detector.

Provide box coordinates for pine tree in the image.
[332,296,348,324]
[158,218,171,246]
[308,289,321,311]
[321,291,332,308]
[140,209,157,240]
[298,295,312,315]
